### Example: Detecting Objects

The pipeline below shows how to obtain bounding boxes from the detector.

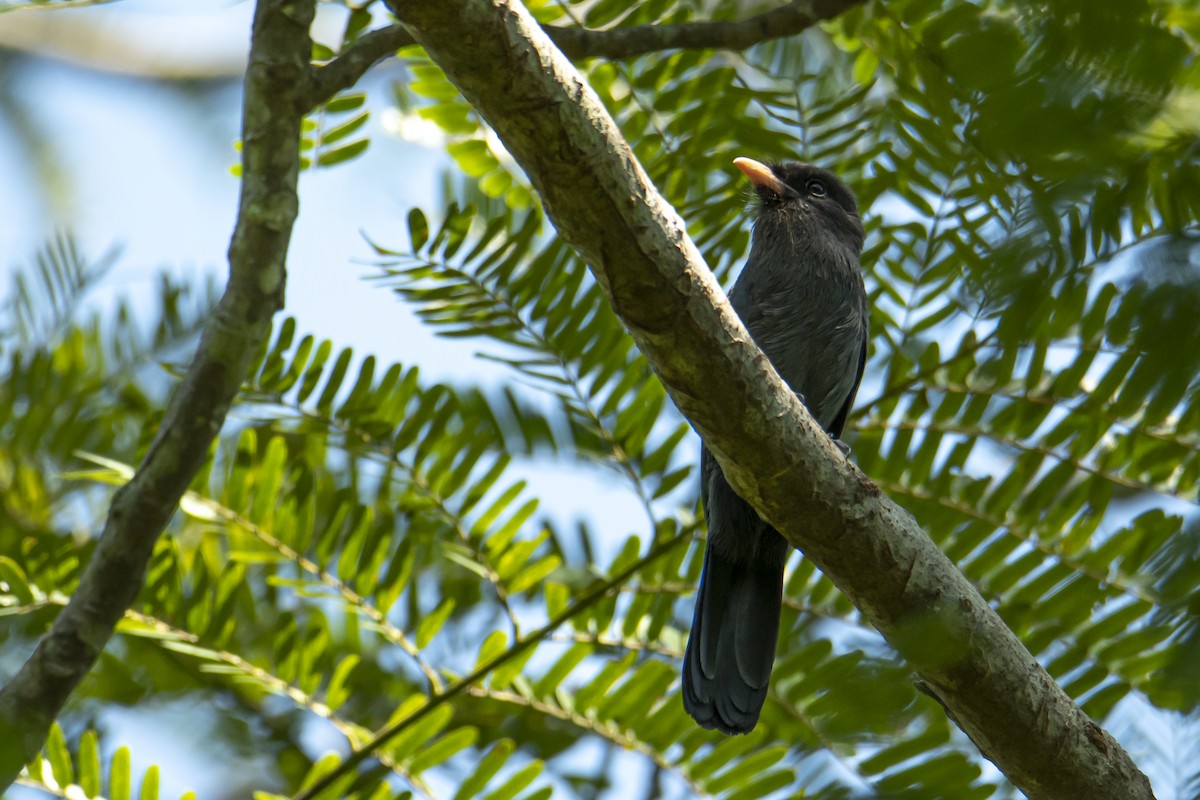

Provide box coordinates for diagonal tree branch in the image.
[303,0,866,109]
[0,0,312,786]
[363,1,1153,799]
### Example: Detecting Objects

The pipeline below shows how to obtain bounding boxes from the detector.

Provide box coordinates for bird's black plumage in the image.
[682,158,868,735]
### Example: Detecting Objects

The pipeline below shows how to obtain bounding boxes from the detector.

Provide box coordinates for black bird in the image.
[682,157,868,734]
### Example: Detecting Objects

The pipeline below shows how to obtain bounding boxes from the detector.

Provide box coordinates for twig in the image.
[303,0,867,109]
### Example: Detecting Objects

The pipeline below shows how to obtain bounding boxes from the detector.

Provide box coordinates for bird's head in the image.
[734,157,864,252]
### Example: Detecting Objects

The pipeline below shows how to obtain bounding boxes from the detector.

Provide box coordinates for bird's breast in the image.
[729,243,866,430]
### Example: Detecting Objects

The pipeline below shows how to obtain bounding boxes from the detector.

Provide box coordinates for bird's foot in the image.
[834,438,851,457]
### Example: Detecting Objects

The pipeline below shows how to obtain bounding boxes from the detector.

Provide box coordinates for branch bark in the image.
[0,0,311,786]
[304,0,866,109]
[549,0,866,58]
[362,1,1151,799]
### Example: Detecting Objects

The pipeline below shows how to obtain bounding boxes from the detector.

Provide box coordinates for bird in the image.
[681,157,868,734]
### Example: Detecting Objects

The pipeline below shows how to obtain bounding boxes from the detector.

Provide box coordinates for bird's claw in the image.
[834,439,851,457]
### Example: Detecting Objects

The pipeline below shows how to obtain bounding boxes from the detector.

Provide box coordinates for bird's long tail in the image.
[682,544,786,734]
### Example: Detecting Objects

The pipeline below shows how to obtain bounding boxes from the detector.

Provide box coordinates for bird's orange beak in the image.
[734,157,788,196]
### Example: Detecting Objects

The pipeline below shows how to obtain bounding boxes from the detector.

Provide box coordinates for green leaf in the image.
[0,556,34,604]
[46,724,73,788]
[324,92,366,114]
[297,753,354,799]
[320,111,370,146]
[419,102,475,134]
[386,704,453,764]
[489,644,538,690]
[139,764,160,800]
[110,747,131,800]
[475,629,507,669]
[544,581,568,618]
[408,727,478,773]
[533,643,589,698]
[316,138,369,167]
[79,729,100,796]
[448,139,499,178]
[481,760,542,800]
[408,208,430,252]
[508,554,560,595]
[452,740,515,800]
[325,655,360,711]
[416,598,456,648]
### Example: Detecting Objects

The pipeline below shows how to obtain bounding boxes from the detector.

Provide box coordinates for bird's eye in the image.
[806,179,827,198]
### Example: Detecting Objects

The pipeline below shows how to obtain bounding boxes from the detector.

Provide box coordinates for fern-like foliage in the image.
[5,0,1200,798]
[16,723,185,800]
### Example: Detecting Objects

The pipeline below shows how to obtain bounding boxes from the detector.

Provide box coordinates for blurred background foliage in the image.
[3,0,1200,798]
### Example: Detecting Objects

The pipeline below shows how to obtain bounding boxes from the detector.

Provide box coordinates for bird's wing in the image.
[827,332,867,439]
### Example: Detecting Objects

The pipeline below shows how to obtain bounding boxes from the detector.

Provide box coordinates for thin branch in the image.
[924,379,1199,455]
[466,686,709,797]
[874,478,1163,611]
[189,491,445,694]
[551,630,682,658]
[14,772,73,799]
[852,328,997,416]
[305,23,416,110]
[291,531,689,800]
[550,0,866,59]
[120,610,435,799]
[855,219,1184,419]
[616,580,858,625]
[862,417,1200,509]
[0,0,310,786]
[304,0,867,109]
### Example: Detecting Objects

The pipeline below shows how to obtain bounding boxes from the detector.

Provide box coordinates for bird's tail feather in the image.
[682,545,785,734]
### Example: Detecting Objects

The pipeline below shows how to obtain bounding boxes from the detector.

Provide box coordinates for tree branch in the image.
[306,23,415,110]
[367,1,1154,799]
[0,0,311,786]
[549,0,866,59]
[303,0,866,109]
